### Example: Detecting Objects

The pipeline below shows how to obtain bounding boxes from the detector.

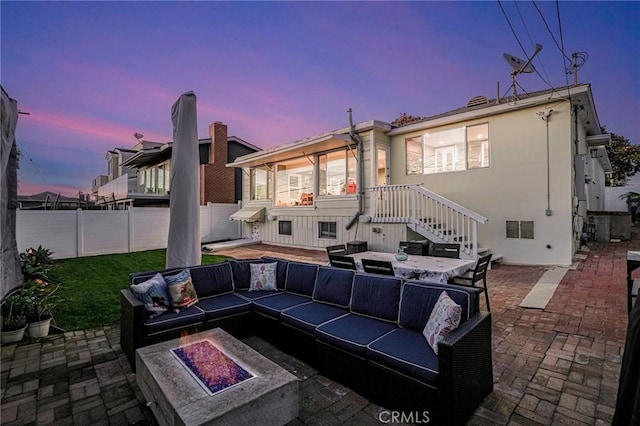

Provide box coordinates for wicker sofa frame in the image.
[120,257,493,425]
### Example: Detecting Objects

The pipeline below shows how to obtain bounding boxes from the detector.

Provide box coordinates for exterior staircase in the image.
[369,184,489,260]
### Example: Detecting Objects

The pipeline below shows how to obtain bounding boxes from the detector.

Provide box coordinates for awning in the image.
[229,207,265,223]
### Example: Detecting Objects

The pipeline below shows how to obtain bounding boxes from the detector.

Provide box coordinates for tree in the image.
[606,132,640,186]
[391,113,422,127]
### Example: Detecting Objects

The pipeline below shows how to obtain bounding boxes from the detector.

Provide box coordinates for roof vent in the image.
[466,95,489,108]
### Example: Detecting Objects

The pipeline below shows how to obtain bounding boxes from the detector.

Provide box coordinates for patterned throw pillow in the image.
[423,291,462,355]
[249,262,277,291]
[130,273,171,318]
[165,269,199,312]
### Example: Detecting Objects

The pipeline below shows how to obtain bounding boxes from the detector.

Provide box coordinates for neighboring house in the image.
[94,122,260,209]
[228,84,611,266]
[18,191,92,210]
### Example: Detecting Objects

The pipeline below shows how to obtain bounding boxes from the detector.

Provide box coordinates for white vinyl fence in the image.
[16,203,241,259]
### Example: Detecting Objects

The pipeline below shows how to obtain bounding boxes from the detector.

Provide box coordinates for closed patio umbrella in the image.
[166,91,201,269]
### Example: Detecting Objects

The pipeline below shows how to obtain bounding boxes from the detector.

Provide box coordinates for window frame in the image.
[405,122,490,176]
[278,220,292,236]
[318,221,337,239]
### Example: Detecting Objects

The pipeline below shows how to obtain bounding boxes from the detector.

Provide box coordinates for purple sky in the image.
[3,1,638,197]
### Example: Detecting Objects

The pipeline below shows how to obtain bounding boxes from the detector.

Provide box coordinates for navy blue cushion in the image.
[234,289,279,300]
[285,263,318,296]
[350,274,403,323]
[188,263,234,298]
[312,267,354,308]
[281,302,349,334]
[252,293,312,319]
[315,314,397,357]
[399,282,477,330]
[195,294,251,320]
[229,259,264,290]
[367,328,439,387]
[261,257,289,290]
[144,305,205,335]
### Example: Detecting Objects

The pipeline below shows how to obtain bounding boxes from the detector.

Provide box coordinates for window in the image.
[318,221,337,239]
[318,150,357,196]
[467,124,490,169]
[406,137,423,175]
[278,220,292,236]
[506,220,534,239]
[250,167,272,200]
[405,123,489,175]
[275,158,314,206]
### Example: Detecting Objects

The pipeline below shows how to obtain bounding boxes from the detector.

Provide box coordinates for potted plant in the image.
[1,289,29,344]
[20,245,54,283]
[24,280,59,338]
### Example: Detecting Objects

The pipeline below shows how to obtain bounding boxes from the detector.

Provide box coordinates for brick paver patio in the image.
[1,235,636,425]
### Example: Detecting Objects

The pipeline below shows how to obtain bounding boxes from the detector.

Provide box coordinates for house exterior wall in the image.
[238,128,408,252]
[390,101,575,265]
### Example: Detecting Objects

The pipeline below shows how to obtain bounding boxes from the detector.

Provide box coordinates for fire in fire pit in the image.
[171,339,254,395]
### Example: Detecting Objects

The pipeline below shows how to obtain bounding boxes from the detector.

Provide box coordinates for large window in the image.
[406,123,489,175]
[137,160,171,194]
[275,158,314,206]
[318,150,357,196]
[250,167,272,200]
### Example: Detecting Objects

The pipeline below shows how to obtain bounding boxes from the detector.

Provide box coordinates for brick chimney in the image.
[200,121,235,204]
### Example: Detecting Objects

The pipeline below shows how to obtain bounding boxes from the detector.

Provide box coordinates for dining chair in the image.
[361,258,395,276]
[328,254,357,270]
[449,253,492,311]
[326,244,347,256]
[432,243,460,259]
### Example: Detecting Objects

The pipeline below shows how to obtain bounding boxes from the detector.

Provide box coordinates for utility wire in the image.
[531,0,572,65]
[497,0,555,95]
[515,1,553,87]
[18,145,51,189]
[556,1,572,84]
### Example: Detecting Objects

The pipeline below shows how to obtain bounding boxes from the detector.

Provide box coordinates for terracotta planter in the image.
[27,318,51,338]
[1,325,27,344]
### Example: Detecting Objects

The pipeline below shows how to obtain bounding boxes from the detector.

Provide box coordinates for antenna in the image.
[503,43,543,98]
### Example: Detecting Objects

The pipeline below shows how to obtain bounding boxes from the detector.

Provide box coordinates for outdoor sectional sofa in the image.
[120,257,493,425]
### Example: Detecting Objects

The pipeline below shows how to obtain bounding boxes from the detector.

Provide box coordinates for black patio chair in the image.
[361,258,395,276]
[449,253,492,311]
[432,243,460,259]
[326,244,347,256]
[328,254,357,270]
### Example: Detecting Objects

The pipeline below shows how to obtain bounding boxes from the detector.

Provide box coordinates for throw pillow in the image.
[165,269,199,312]
[249,262,277,291]
[423,291,462,355]
[130,273,171,318]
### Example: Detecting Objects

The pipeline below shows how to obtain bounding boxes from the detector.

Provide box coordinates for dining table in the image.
[348,251,475,284]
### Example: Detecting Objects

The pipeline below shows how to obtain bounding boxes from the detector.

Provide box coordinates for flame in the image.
[179,329,193,347]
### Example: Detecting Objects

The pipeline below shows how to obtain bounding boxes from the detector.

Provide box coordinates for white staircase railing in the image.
[369,184,488,259]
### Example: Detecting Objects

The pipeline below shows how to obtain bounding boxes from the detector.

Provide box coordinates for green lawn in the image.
[48,250,230,332]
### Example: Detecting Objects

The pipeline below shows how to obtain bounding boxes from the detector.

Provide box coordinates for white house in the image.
[227,84,611,266]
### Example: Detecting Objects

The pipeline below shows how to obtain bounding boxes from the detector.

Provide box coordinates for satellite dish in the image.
[502,43,543,99]
[134,133,144,141]
[503,53,535,73]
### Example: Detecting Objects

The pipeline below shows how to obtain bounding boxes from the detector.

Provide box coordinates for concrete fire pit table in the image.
[136,328,299,426]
